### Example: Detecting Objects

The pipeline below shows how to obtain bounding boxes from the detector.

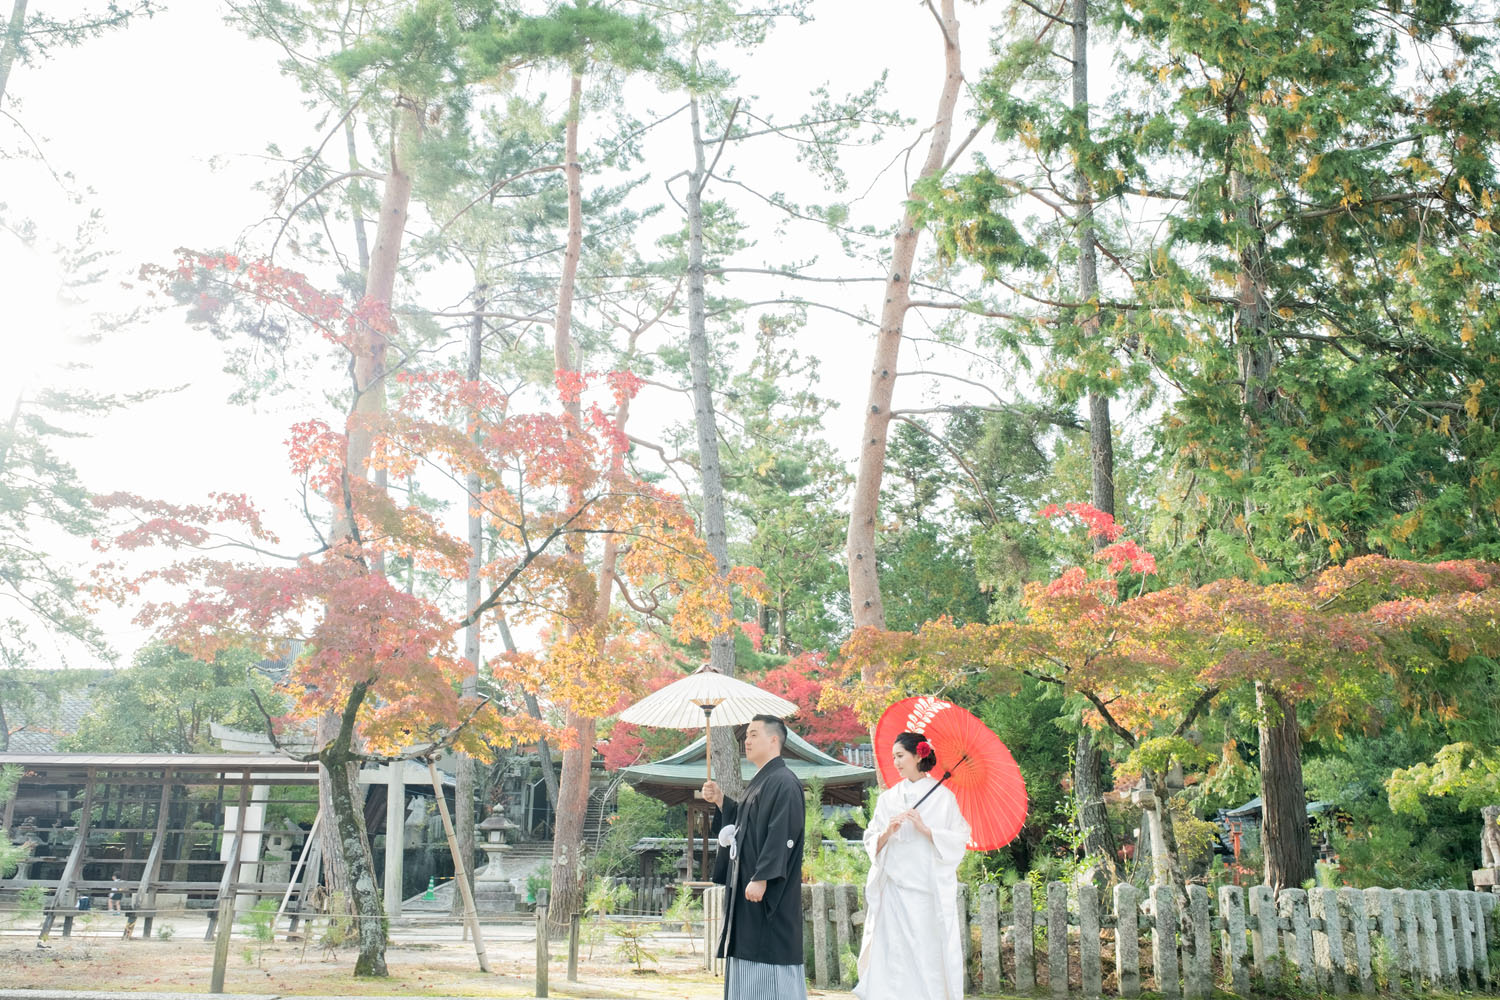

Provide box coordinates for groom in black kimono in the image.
[702,714,806,1000]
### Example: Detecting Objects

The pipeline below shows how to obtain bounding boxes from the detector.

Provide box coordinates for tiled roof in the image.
[4,681,106,752]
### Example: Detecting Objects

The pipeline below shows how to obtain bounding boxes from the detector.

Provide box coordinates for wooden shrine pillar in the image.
[40,768,97,939]
[139,770,173,937]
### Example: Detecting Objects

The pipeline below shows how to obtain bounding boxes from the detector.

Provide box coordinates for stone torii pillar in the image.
[383,763,406,917]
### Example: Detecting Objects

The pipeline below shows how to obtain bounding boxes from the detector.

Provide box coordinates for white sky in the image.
[3,0,1077,668]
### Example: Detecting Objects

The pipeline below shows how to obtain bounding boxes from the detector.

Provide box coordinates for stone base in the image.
[472,879,518,914]
[1472,866,1500,889]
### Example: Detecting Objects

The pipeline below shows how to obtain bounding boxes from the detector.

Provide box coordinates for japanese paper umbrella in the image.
[618,664,797,784]
[874,695,1028,850]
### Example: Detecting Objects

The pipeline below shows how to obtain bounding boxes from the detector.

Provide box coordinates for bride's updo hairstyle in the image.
[895,731,937,773]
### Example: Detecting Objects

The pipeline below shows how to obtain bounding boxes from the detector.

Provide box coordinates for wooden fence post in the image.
[208,895,234,994]
[1150,885,1180,1000]
[1079,882,1101,1000]
[567,912,580,982]
[1114,884,1141,1000]
[1014,881,1036,993]
[958,883,974,989]
[1278,888,1316,988]
[1219,884,1250,998]
[980,883,1002,994]
[705,885,723,973]
[534,888,550,999]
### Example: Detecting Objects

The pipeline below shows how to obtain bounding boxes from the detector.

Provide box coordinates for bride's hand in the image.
[899,809,931,838]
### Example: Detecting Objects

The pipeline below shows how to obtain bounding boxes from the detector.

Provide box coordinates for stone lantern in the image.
[472,805,518,913]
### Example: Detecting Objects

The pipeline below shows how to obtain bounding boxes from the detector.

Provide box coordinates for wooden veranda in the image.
[1,753,320,939]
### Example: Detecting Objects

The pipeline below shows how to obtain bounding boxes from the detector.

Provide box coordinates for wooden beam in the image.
[39,769,97,939]
[428,758,490,972]
[273,808,320,936]
[204,779,251,942]
[138,770,173,936]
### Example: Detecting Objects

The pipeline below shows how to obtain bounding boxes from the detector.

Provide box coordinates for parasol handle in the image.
[911,752,970,811]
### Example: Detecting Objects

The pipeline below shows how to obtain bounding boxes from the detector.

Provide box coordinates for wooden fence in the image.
[600,875,676,916]
[705,882,1498,997]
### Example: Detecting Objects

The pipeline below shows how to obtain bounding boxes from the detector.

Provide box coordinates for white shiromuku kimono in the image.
[854,775,970,1000]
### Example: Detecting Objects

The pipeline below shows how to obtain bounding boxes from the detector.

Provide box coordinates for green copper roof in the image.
[620,730,876,789]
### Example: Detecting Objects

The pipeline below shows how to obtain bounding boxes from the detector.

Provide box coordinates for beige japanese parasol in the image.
[618,664,798,782]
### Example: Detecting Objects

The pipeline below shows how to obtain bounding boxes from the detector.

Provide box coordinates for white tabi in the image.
[854,774,970,1000]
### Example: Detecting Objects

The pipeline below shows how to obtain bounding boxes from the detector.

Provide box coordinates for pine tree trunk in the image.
[0,0,29,109]
[1069,0,1121,886]
[451,278,488,915]
[315,94,420,976]
[549,711,594,933]
[497,611,559,809]
[1257,684,1315,889]
[847,0,962,683]
[546,67,618,935]
[685,85,745,798]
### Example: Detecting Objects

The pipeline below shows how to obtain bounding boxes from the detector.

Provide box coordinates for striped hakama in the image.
[726,958,807,1000]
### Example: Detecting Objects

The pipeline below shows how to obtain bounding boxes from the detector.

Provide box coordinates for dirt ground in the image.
[0,917,858,1000]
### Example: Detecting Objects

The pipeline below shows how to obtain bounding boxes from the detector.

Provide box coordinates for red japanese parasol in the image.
[874,696,1028,850]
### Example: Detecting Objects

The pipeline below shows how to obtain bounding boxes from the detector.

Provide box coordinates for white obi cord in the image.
[718,823,739,860]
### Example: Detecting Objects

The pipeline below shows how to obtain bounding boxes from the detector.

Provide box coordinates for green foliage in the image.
[467,2,666,75]
[238,900,279,967]
[585,785,677,880]
[613,921,659,973]
[1122,737,1216,782]
[61,643,281,754]
[969,680,1075,874]
[1168,800,1218,876]
[582,878,635,960]
[585,878,634,919]
[1304,725,1483,887]
[713,318,849,653]
[4,885,45,928]
[1195,741,1261,816]
[1386,743,1500,822]
[0,764,26,878]
[155,921,176,942]
[801,777,870,885]
[663,885,702,930]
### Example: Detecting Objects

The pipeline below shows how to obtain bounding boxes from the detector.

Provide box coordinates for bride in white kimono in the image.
[854,732,971,1000]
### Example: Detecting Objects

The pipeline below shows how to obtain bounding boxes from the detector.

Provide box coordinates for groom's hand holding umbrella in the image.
[700,779,766,901]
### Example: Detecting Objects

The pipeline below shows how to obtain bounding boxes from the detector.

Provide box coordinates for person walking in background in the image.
[702,714,806,1000]
[107,873,123,912]
[855,731,971,1000]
